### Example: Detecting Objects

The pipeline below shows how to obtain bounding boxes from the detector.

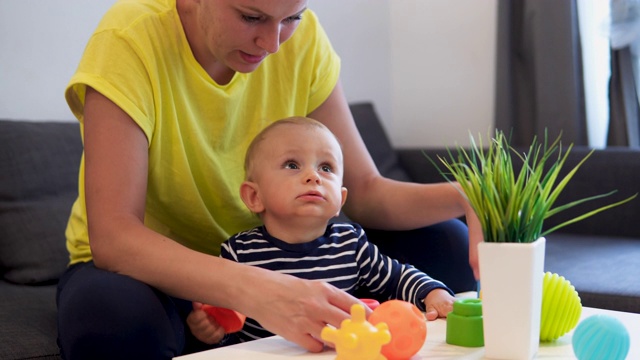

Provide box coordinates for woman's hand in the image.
[242,272,366,352]
[463,201,483,280]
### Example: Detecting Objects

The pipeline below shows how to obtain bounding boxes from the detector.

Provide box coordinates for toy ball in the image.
[540,272,582,341]
[368,300,426,360]
[572,315,630,360]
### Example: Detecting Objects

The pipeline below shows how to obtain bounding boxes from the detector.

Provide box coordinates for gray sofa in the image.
[1,102,639,359]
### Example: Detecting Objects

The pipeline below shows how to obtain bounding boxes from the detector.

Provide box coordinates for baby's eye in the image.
[284,161,299,170]
[320,164,333,173]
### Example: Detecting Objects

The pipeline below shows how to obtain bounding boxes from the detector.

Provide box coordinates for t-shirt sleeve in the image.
[65,29,155,141]
[301,10,341,114]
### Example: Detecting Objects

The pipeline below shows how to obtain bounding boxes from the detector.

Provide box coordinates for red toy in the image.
[201,305,246,333]
[368,300,426,360]
[360,298,381,310]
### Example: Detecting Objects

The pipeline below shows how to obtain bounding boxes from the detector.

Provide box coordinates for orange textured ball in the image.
[368,300,426,360]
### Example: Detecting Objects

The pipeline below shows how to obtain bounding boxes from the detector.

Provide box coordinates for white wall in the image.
[311,0,394,139]
[0,0,116,122]
[0,0,497,147]
[390,1,497,147]
[307,0,498,147]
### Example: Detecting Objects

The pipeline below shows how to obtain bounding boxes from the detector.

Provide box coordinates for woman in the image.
[57,0,482,358]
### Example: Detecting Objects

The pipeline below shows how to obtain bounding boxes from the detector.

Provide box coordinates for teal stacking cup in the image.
[446,298,484,347]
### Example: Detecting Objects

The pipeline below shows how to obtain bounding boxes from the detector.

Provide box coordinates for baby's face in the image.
[251,123,346,222]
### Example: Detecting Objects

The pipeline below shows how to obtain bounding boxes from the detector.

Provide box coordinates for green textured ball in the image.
[540,272,582,341]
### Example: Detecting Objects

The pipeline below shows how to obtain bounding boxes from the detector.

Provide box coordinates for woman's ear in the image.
[239,181,265,214]
[335,187,348,217]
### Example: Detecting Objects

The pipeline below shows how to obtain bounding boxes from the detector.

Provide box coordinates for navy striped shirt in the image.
[220,222,452,342]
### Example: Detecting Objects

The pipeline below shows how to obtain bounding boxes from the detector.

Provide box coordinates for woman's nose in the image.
[256,24,281,54]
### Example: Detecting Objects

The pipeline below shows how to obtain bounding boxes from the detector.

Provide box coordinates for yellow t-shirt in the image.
[64,0,340,264]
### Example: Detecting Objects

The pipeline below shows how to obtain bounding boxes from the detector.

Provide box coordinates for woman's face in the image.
[187,0,307,77]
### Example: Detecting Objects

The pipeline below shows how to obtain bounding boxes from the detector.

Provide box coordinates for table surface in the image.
[175,304,639,360]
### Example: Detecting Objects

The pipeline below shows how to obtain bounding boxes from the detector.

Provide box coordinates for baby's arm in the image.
[354,225,455,316]
[423,288,455,321]
[187,302,226,345]
[187,236,242,344]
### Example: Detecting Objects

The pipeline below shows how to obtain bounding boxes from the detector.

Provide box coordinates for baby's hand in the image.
[423,289,455,321]
[187,302,226,345]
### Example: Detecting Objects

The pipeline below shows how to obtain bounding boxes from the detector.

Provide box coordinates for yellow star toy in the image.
[321,304,391,360]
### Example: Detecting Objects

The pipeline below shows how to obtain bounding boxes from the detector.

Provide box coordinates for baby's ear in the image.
[335,187,348,217]
[239,181,265,214]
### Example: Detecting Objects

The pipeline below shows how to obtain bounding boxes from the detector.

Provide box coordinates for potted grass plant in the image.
[430,130,636,360]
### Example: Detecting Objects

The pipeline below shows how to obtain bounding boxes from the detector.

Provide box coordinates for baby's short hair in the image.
[244,117,338,181]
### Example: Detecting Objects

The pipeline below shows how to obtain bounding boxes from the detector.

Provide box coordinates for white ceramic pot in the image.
[478,237,546,360]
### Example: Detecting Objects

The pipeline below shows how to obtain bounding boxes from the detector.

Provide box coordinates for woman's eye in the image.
[285,162,299,170]
[242,15,261,23]
[284,14,303,24]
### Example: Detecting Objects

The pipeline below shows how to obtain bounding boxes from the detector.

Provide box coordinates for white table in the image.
[175,306,639,359]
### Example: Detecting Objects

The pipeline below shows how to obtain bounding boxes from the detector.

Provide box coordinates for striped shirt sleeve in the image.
[353,224,453,311]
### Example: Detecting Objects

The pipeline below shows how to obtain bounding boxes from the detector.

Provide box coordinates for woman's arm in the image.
[309,80,483,278]
[82,87,361,351]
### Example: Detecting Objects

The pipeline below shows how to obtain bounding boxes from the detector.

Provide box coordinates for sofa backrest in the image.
[405,146,640,239]
[0,120,82,284]
[542,146,640,238]
[349,102,412,182]
[0,104,409,282]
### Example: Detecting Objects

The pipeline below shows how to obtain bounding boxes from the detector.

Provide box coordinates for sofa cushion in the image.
[0,120,81,284]
[0,281,60,359]
[544,233,640,313]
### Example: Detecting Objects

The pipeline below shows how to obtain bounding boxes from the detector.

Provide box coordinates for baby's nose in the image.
[305,171,321,184]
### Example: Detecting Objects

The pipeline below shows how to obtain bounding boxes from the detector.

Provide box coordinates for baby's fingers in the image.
[424,306,439,321]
